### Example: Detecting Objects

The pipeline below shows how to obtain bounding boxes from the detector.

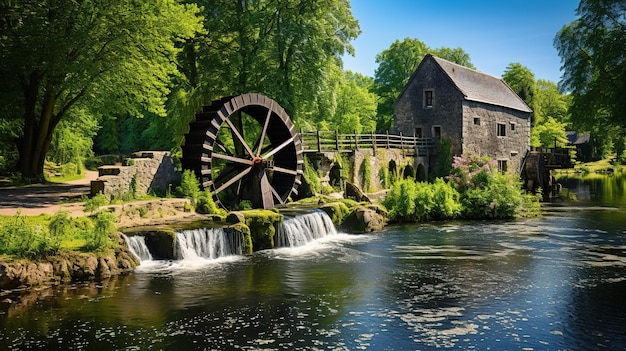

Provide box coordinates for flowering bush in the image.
[449,154,522,219]
[383,154,538,222]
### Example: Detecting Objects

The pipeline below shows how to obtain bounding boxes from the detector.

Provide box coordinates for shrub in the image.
[303,157,321,195]
[196,190,227,216]
[383,154,535,222]
[176,169,201,203]
[234,200,253,211]
[83,192,109,213]
[48,211,74,252]
[431,178,461,219]
[85,211,116,251]
[450,155,525,219]
[0,211,52,258]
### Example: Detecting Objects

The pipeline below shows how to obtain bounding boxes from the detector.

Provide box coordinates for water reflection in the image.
[557,171,626,207]
[2,205,626,350]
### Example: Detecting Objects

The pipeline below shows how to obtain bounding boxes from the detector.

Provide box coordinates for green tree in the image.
[374,38,475,131]
[374,38,429,131]
[502,63,536,119]
[555,0,626,133]
[555,0,626,153]
[0,1,202,181]
[532,117,569,148]
[333,71,378,134]
[534,79,571,126]
[175,0,360,124]
[432,47,476,70]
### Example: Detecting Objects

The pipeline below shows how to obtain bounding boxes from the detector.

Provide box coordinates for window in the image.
[415,127,423,138]
[510,122,516,131]
[497,123,506,137]
[497,160,508,173]
[473,117,481,126]
[433,126,442,140]
[424,90,434,108]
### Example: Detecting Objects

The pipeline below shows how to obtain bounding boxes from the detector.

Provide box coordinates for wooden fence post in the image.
[335,130,339,151]
[316,130,321,152]
[386,130,390,149]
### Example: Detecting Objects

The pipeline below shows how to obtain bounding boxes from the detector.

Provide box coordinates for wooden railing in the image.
[299,131,436,155]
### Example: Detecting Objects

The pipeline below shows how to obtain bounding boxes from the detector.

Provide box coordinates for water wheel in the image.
[522,151,551,195]
[181,93,303,209]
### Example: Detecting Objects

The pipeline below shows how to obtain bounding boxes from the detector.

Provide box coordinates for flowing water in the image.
[1,179,626,350]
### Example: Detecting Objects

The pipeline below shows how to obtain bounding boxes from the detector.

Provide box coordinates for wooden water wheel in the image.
[181,93,303,209]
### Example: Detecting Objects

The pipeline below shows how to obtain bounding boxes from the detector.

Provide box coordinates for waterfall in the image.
[124,235,153,261]
[275,210,337,248]
[174,227,244,260]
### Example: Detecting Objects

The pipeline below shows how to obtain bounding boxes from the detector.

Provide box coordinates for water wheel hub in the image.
[181,93,303,210]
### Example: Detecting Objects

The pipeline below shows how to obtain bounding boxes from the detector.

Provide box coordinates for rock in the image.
[345,182,371,203]
[0,232,139,290]
[319,202,351,226]
[226,211,246,224]
[329,163,342,186]
[241,210,283,251]
[143,230,176,260]
[341,207,385,233]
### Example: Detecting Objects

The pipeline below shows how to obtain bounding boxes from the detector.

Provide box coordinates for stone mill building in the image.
[393,54,531,176]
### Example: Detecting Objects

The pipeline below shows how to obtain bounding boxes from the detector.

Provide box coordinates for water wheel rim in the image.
[186,93,303,210]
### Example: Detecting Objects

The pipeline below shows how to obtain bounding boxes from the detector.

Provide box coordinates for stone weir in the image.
[0,199,388,291]
[122,203,388,262]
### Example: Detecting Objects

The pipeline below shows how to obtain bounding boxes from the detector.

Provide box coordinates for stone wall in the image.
[393,56,465,155]
[91,151,181,199]
[462,102,531,172]
[393,56,531,176]
[306,148,415,193]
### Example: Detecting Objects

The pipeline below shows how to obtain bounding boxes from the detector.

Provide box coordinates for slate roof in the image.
[398,54,532,113]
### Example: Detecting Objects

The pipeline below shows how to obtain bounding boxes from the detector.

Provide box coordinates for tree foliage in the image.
[0,0,202,180]
[555,0,626,145]
[373,38,475,131]
[502,63,536,117]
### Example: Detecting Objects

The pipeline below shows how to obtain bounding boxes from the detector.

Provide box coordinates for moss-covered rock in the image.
[341,206,386,234]
[241,210,283,251]
[0,232,139,290]
[319,202,351,226]
[226,211,246,224]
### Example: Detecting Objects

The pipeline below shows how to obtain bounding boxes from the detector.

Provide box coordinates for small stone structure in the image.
[307,149,416,194]
[394,54,531,174]
[91,151,181,199]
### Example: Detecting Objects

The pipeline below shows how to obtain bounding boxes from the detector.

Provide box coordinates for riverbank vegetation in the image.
[383,155,542,223]
[0,211,116,259]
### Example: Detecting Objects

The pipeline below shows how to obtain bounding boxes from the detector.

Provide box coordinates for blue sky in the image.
[342,0,580,83]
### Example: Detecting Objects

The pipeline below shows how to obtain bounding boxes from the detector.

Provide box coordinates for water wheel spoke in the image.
[213,166,252,195]
[262,137,294,159]
[211,164,240,184]
[211,152,253,166]
[214,139,234,156]
[273,166,298,176]
[224,117,255,158]
[259,171,275,209]
[256,103,273,157]
[271,186,285,204]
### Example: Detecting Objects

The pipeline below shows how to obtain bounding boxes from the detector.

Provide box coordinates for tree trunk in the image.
[17,78,59,182]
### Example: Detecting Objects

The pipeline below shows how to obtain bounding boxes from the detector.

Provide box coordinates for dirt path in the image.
[0,171,98,216]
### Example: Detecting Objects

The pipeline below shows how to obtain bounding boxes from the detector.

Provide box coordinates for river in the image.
[1,175,625,350]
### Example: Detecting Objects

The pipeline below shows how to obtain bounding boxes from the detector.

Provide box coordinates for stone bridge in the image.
[299,131,438,194]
